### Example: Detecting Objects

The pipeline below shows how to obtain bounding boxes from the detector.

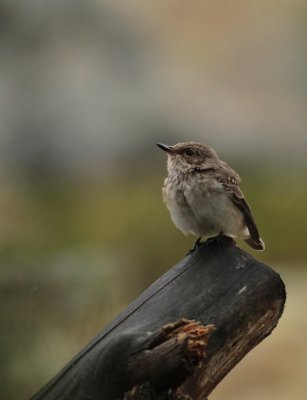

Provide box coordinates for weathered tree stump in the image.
[32,237,285,400]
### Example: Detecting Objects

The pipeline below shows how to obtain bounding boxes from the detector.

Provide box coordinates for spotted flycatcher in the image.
[157,142,265,251]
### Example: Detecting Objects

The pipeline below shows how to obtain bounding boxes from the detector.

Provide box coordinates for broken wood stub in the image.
[32,237,286,400]
[123,319,215,400]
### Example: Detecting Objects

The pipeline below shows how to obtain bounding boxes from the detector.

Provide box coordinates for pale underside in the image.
[163,175,250,240]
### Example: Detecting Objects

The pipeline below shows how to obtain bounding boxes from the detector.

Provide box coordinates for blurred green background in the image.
[0,1,306,399]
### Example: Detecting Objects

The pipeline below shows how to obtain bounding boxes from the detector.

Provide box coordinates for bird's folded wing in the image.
[209,165,261,244]
[230,190,261,244]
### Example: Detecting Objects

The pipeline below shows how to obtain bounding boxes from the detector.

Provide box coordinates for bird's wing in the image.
[212,166,261,244]
[230,188,261,244]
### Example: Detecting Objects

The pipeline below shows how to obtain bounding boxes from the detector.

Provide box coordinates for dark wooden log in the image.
[32,237,286,400]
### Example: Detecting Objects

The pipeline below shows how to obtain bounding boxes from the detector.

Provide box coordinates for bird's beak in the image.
[156,143,174,153]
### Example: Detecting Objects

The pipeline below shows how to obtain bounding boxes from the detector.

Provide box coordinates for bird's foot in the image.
[186,236,202,256]
[206,232,224,246]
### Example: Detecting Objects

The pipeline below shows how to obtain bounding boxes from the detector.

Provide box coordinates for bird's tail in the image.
[244,237,265,251]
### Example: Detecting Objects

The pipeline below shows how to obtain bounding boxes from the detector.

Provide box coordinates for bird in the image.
[157,142,265,251]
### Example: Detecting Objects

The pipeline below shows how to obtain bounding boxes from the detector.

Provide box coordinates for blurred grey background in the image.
[0,1,306,399]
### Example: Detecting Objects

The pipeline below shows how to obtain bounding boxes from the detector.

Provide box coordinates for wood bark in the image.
[32,237,286,400]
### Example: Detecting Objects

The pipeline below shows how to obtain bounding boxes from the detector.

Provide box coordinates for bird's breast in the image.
[162,174,200,235]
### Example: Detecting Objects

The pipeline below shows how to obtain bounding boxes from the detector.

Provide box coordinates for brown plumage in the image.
[157,142,265,251]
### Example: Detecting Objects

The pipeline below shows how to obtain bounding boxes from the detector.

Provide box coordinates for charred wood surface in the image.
[32,237,286,400]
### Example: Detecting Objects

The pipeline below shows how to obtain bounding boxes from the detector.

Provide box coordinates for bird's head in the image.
[157,142,218,173]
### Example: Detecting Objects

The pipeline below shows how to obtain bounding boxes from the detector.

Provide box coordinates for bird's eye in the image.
[185,149,195,156]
